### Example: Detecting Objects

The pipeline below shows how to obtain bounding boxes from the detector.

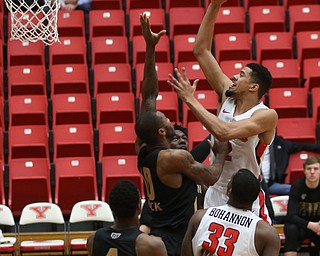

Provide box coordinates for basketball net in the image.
[4,0,60,45]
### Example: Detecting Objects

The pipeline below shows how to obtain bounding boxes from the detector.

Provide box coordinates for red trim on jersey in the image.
[258,189,269,224]
[255,141,268,165]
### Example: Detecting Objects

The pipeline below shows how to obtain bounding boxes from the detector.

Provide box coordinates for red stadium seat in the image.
[89,9,126,39]
[214,6,246,35]
[214,33,252,62]
[53,124,94,159]
[249,5,286,37]
[96,92,136,126]
[8,125,49,161]
[255,32,293,64]
[54,157,98,214]
[303,58,320,92]
[7,65,47,96]
[49,37,87,65]
[288,5,320,35]
[268,87,308,118]
[57,10,85,38]
[169,7,204,39]
[7,40,45,66]
[135,62,173,96]
[0,159,5,205]
[296,31,320,70]
[98,123,136,160]
[173,34,197,66]
[8,158,52,216]
[8,95,48,127]
[154,92,179,123]
[183,91,219,126]
[283,0,318,8]
[220,59,257,79]
[243,0,279,10]
[205,0,241,8]
[101,156,144,202]
[125,0,162,13]
[51,94,92,126]
[177,62,212,91]
[129,9,165,39]
[261,59,300,88]
[50,64,89,95]
[312,87,320,124]
[90,36,129,67]
[93,63,132,95]
[166,0,201,12]
[187,121,210,150]
[277,118,316,144]
[0,40,3,67]
[91,0,122,10]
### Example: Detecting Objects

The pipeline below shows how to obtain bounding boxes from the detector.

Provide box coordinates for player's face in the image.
[225,67,255,98]
[171,130,189,150]
[304,162,320,184]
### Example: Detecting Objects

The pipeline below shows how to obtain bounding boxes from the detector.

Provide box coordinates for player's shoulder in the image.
[135,233,167,256]
[255,220,280,243]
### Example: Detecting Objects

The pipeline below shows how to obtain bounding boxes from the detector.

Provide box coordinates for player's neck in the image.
[112,218,139,230]
[234,97,260,116]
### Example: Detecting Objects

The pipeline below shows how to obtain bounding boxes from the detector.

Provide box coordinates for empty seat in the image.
[132,35,170,67]
[8,158,52,216]
[183,91,219,126]
[249,5,286,37]
[187,122,210,150]
[57,10,85,38]
[268,87,308,118]
[270,195,288,217]
[126,0,162,13]
[101,156,144,201]
[244,0,279,10]
[169,7,204,39]
[205,0,241,7]
[261,59,300,88]
[50,64,89,95]
[255,32,293,63]
[53,124,94,159]
[93,63,132,95]
[98,123,136,160]
[296,31,320,69]
[220,59,257,79]
[90,36,129,67]
[303,58,320,92]
[0,204,16,255]
[54,157,98,214]
[177,62,212,91]
[8,125,49,161]
[214,6,246,35]
[135,62,173,96]
[49,37,87,66]
[89,9,126,39]
[166,0,201,12]
[312,87,320,124]
[283,0,318,8]
[51,94,92,126]
[214,33,252,62]
[7,40,45,66]
[91,0,122,10]
[277,117,316,144]
[154,92,179,123]
[129,9,165,39]
[7,65,47,96]
[173,34,197,66]
[288,5,320,35]
[96,92,136,126]
[0,160,5,205]
[8,95,48,127]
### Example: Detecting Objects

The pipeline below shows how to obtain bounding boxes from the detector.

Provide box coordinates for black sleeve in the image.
[190,135,211,163]
[283,136,320,154]
[286,180,308,228]
[140,201,152,226]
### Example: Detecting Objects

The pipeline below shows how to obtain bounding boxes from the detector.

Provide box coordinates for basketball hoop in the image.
[4,0,60,45]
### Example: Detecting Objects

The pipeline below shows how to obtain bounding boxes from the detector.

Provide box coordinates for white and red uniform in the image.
[192,205,261,256]
[205,97,273,223]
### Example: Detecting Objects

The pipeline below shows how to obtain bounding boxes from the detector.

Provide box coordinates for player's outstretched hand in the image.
[140,12,166,48]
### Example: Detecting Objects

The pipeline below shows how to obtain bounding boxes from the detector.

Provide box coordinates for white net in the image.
[4,0,60,45]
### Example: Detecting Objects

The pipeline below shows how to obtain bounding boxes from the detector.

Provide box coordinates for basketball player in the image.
[87,180,167,256]
[135,13,228,256]
[167,0,278,222]
[182,169,280,256]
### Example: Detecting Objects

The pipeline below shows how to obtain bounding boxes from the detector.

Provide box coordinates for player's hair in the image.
[303,155,320,169]
[231,169,260,205]
[109,180,140,219]
[246,63,272,99]
[173,123,188,137]
[135,111,164,145]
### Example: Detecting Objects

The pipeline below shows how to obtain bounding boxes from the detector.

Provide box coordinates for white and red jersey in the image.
[192,205,261,256]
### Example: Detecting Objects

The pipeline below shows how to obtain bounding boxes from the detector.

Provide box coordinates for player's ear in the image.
[158,128,165,135]
[249,83,259,92]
